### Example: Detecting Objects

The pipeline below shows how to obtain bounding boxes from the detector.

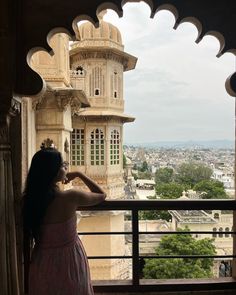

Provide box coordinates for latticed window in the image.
[70,129,85,166]
[212,228,217,237]
[110,130,120,165]
[89,66,104,97]
[90,129,105,165]
[110,71,120,98]
[219,227,223,238]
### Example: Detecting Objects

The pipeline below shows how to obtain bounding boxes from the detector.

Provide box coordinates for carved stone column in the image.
[0,100,20,295]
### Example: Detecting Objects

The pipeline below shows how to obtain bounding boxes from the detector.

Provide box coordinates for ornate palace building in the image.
[23,12,137,280]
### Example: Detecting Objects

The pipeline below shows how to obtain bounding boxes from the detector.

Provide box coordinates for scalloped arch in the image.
[152,3,178,21]
[14,0,236,98]
[96,2,123,18]
[72,15,99,35]
[175,17,203,43]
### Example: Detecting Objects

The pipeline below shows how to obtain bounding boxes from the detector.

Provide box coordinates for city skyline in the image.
[103,3,235,144]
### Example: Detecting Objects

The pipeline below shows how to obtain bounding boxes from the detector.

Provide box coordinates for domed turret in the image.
[77,20,122,44]
[75,11,123,50]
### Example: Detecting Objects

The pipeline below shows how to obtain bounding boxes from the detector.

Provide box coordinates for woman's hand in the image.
[64,172,78,184]
[64,171,106,196]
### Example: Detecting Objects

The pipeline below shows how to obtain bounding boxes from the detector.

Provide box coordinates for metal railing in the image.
[79,199,236,293]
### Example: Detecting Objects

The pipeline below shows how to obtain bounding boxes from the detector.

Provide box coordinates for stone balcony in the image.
[79,199,236,294]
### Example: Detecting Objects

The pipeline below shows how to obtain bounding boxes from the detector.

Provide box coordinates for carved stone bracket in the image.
[64,138,69,153]
[55,90,76,112]
[55,88,90,114]
[32,85,89,114]
[9,97,21,117]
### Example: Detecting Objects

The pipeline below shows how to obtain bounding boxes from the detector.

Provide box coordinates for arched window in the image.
[90,129,104,165]
[89,66,104,97]
[76,66,84,75]
[95,88,100,95]
[111,70,120,98]
[225,227,230,237]
[219,227,223,238]
[70,129,84,166]
[214,213,220,220]
[110,130,120,165]
[212,228,217,237]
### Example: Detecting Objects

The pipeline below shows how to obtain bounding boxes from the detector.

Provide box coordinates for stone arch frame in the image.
[12,0,236,100]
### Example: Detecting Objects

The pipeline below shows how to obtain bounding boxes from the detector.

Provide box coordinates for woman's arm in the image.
[65,171,106,195]
[64,171,107,208]
[65,190,106,208]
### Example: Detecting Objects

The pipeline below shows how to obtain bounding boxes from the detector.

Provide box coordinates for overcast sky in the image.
[103,3,235,144]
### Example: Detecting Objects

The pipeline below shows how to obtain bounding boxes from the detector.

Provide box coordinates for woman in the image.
[23,147,106,295]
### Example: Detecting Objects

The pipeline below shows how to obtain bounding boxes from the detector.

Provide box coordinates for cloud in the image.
[104,3,235,142]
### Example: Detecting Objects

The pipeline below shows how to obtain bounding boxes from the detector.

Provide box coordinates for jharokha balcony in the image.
[1,1,236,295]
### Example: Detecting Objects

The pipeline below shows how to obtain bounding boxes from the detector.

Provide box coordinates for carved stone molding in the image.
[64,137,69,153]
[32,86,88,114]
[9,97,21,117]
[0,113,10,147]
[32,96,43,111]
[72,49,130,68]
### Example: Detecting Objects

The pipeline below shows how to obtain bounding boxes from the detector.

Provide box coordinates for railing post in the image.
[132,209,139,286]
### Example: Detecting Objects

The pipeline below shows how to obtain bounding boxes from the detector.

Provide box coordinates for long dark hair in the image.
[22,148,62,240]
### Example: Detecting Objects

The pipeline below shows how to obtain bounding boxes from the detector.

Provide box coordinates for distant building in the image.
[212,169,234,189]
[135,179,156,200]
[169,207,233,278]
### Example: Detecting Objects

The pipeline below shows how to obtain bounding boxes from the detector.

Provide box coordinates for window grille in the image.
[70,129,85,166]
[110,130,120,165]
[90,66,104,96]
[91,129,105,165]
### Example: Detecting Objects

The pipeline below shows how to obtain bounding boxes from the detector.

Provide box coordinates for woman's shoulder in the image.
[56,189,84,204]
[58,188,81,198]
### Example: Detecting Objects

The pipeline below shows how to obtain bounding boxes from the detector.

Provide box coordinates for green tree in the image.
[140,161,148,172]
[137,170,152,180]
[155,167,174,184]
[139,210,171,222]
[175,162,212,188]
[138,196,171,221]
[194,179,228,199]
[143,228,216,279]
[156,183,184,199]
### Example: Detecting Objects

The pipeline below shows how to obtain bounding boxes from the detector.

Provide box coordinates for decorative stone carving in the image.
[64,138,69,153]
[40,138,57,149]
[9,97,21,117]
[32,85,89,114]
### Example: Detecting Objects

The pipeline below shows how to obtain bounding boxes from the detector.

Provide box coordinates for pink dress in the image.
[29,216,94,295]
